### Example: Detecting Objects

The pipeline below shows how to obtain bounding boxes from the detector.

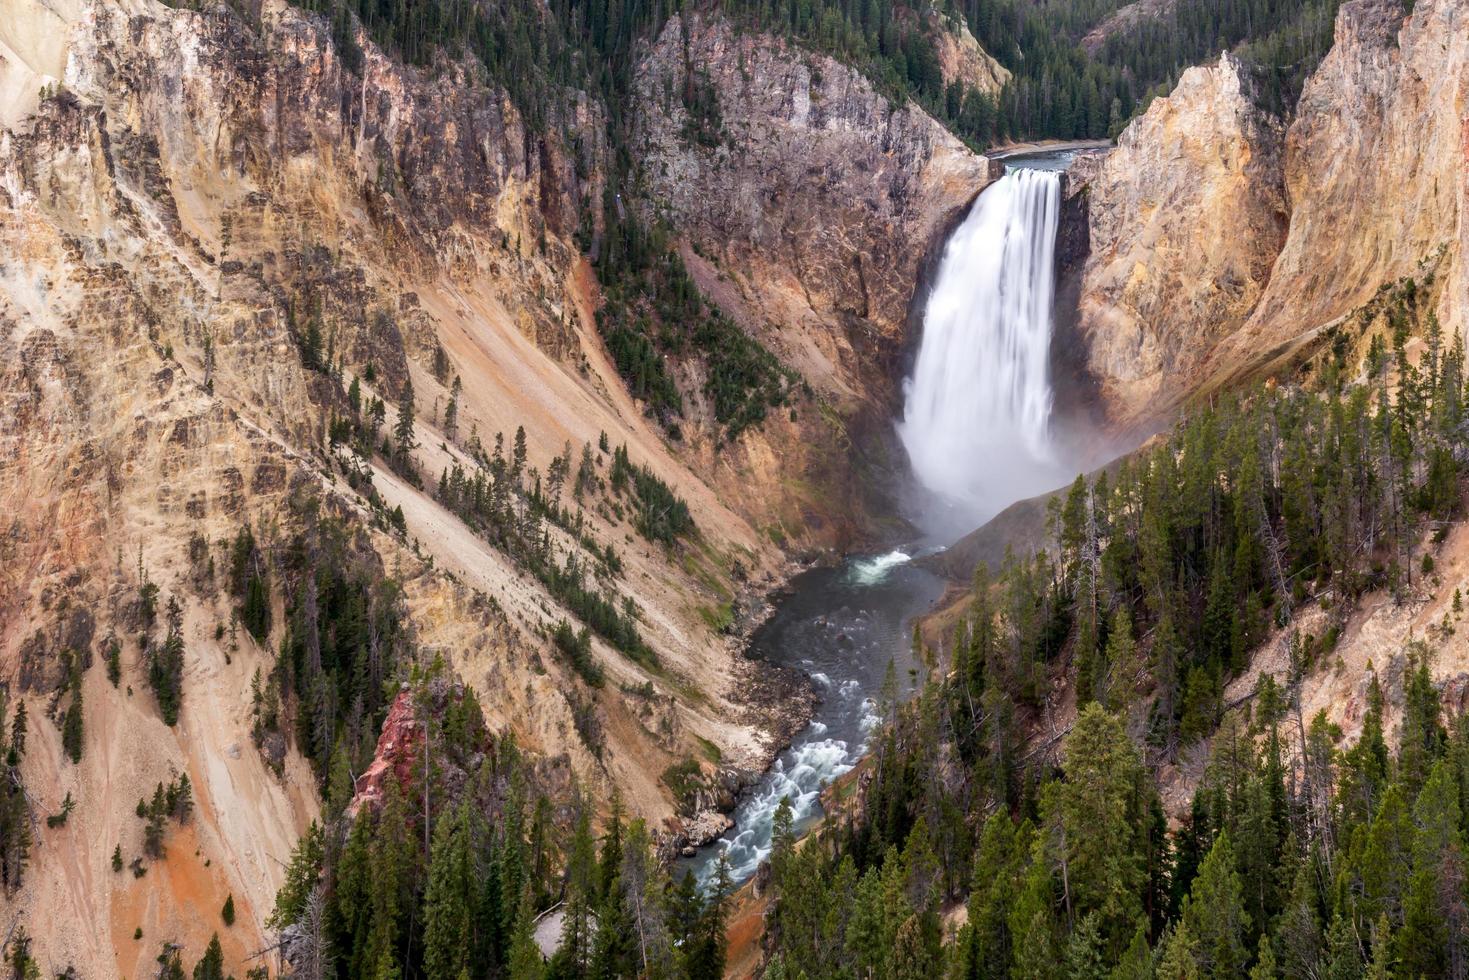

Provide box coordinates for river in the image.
[685,549,944,885]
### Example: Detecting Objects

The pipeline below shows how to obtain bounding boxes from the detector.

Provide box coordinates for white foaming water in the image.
[898,168,1070,528]
[708,737,857,883]
[848,549,912,585]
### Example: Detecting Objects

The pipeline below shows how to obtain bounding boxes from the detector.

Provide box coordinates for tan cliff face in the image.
[632,13,992,409]
[1072,0,1468,430]
[929,9,1010,98]
[1069,52,1288,425]
[1207,0,1469,386]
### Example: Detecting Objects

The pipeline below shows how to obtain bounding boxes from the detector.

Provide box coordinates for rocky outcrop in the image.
[1205,0,1468,387]
[632,13,992,407]
[930,10,1010,96]
[1072,0,1468,429]
[1070,53,1288,424]
[1079,0,1177,55]
[349,686,423,814]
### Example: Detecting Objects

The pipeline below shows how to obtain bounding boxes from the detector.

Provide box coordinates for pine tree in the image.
[1156,920,1202,980]
[333,807,374,976]
[6,927,38,980]
[1248,934,1277,980]
[1101,606,1138,711]
[61,672,83,764]
[192,934,225,980]
[892,910,941,980]
[1276,865,1324,978]
[1339,673,1390,826]
[848,866,892,980]
[268,821,325,930]
[771,795,796,883]
[1323,913,1362,980]
[444,375,461,439]
[221,893,236,927]
[1181,831,1250,977]
[105,632,121,687]
[507,889,545,980]
[1366,914,1395,979]
[173,773,194,824]
[1398,761,1466,976]
[1063,912,1108,980]
[395,378,417,458]
[423,804,474,980]
[964,812,1029,977]
[1111,925,1153,980]
[242,565,270,644]
[144,782,168,858]
[1358,784,1411,930]
[150,596,187,725]
[365,779,415,979]
[1008,860,1060,979]
[1399,646,1445,798]
[8,698,25,762]
[158,945,186,980]
[1038,703,1150,952]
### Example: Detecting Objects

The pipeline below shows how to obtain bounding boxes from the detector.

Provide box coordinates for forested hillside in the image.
[280,0,1348,155]
[958,0,1343,138]
[752,314,1469,976]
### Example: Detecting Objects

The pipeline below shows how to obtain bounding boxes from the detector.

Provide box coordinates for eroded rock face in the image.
[1072,0,1469,430]
[930,10,1010,97]
[632,13,992,406]
[1072,53,1288,425]
[1207,0,1469,383]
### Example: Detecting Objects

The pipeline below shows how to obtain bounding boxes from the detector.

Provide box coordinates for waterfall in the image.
[898,167,1068,530]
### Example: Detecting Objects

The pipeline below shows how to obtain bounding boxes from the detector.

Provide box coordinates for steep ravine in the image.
[0,0,999,972]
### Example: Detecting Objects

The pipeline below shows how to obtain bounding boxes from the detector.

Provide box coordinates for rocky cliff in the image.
[0,0,997,972]
[632,13,991,406]
[1207,0,1468,387]
[630,13,993,525]
[1071,0,1468,429]
[1069,52,1288,424]
[930,9,1011,97]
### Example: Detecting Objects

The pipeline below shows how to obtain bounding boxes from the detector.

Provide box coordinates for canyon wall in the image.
[0,0,996,972]
[631,13,994,526]
[1072,0,1468,429]
[633,13,992,408]
[1207,0,1469,387]
[1070,52,1288,424]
